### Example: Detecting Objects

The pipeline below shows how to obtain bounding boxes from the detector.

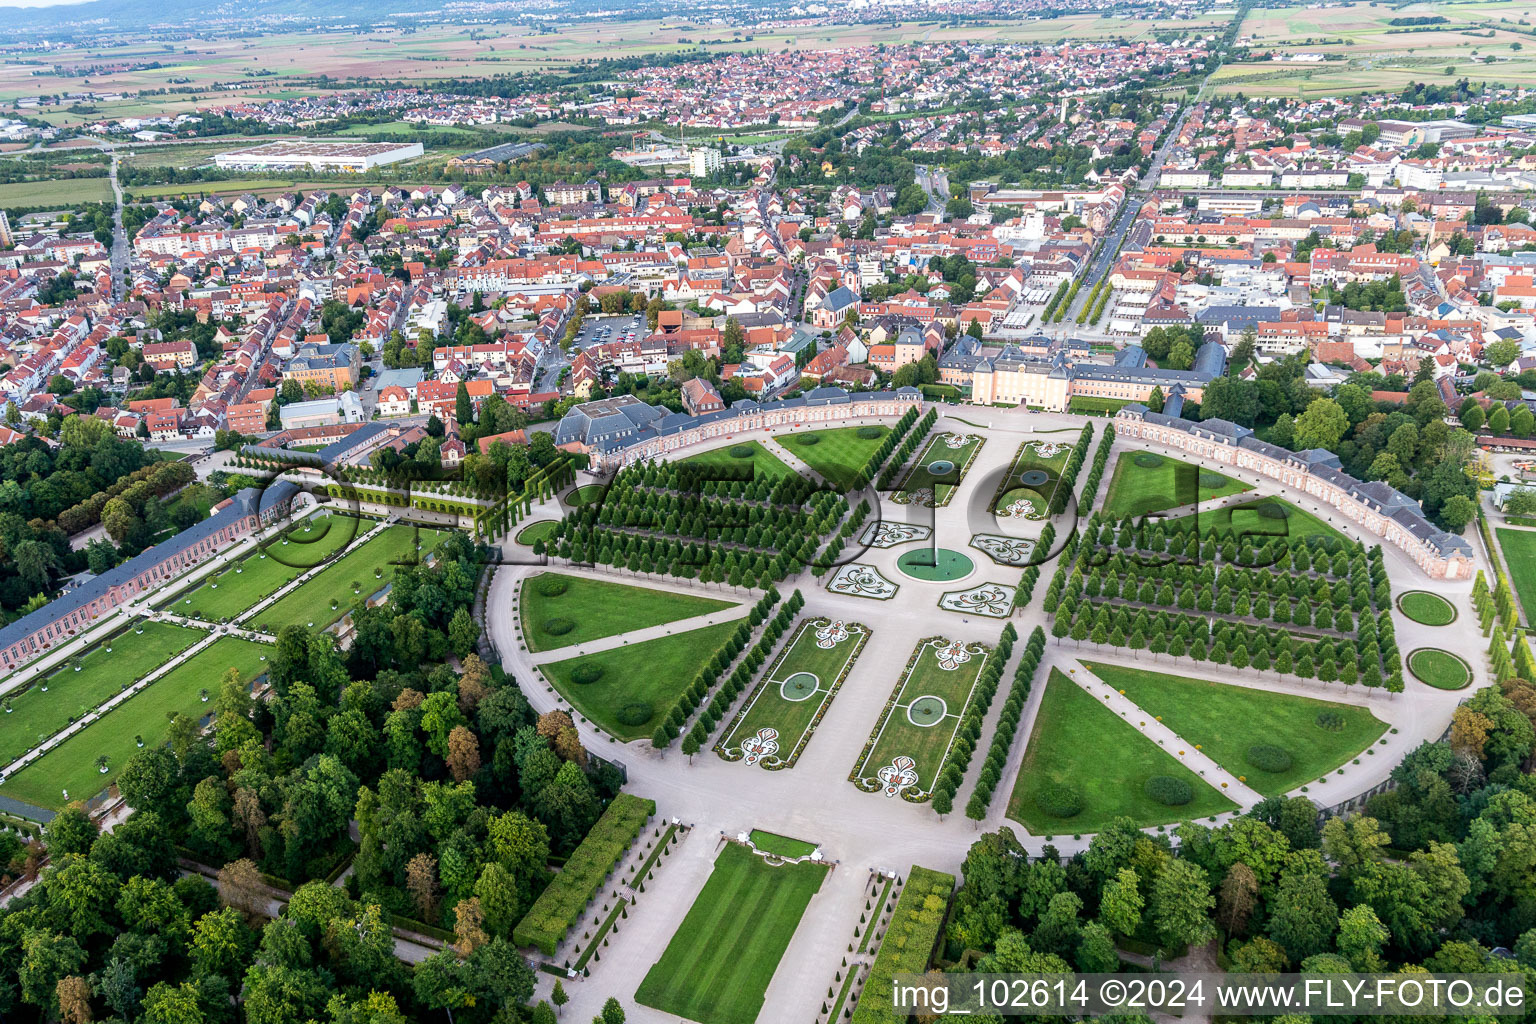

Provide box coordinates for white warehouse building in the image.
[214,140,424,173]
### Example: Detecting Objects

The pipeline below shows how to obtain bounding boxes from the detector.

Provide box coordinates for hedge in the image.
[512,793,655,955]
[849,866,956,1024]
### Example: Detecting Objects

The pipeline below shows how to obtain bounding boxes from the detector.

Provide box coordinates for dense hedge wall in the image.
[850,866,956,1024]
[512,793,655,955]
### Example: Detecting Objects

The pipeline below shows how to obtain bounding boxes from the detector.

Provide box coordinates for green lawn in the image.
[636,843,827,1024]
[168,515,369,621]
[992,437,1076,516]
[717,617,869,769]
[1496,528,1536,624]
[0,622,205,766]
[1165,496,1349,546]
[1397,591,1456,626]
[0,176,115,209]
[682,441,794,483]
[1082,662,1388,796]
[748,830,818,858]
[539,618,745,740]
[1006,669,1236,832]
[783,425,889,489]
[1407,649,1472,690]
[518,571,735,653]
[514,520,558,547]
[252,524,450,633]
[1,637,269,810]
[896,432,984,507]
[853,637,991,796]
[1101,451,1253,520]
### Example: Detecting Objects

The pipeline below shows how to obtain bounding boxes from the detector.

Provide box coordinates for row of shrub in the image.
[511,793,656,956]
[651,588,786,748]
[1039,278,1071,322]
[965,626,1047,821]
[1077,423,1116,513]
[812,498,873,577]
[848,866,957,1024]
[679,589,808,755]
[1048,423,1095,515]
[931,623,1018,816]
[877,408,939,491]
[1011,522,1054,611]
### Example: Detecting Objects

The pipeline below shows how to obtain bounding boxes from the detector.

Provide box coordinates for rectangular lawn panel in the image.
[519,571,736,653]
[252,524,450,633]
[0,621,205,766]
[1006,669,1236,833]
[681,440,794,482]
[1166,497,1348,546]
[1082,662,1388,796]
[539,618,746,740]
[991,436,1077,516]
[896,432,984,507]
[748,830,818,858]
[168,514,369,621]
[635,843,827,1024]
[2,637,269,810]
[851,636,990,797]
[1496,527,1536,625]
[717,617,869,768]
[1101,451,1253,520]
[781,425,890,489]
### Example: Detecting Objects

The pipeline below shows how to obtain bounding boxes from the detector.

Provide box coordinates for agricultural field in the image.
[1006,669,1236,833]
[251,523,450,634]
[0,637,269,811]
[0,176,114,209]
[168,514,369,621]
[517,571,735,653]
[717,617,869,769]
[1100,450,1252,520]
[781,424,889,489]
[0,621,205,766]
[538,618,746,740]
[850,636,991,799]
[1082,662,1388,796]
[635,843,827,1024]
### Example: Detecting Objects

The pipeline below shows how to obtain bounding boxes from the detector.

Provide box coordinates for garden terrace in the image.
[716,616,870,770]
[517,572,735,653]
[1100,450,1253,519]
[848,866,955,1024]
[545,459,848,586]
[680,440,795,481]
[538,618,749,740]
[168,513,368,621]
[989,436,1080,521]
[784,423,894,491]
[849,635,995,802]
[1081,662,1389,796]
[0,621,204,766]
[1,637,270,812]
[1006,668,1237,833]
[635,842,827,1024]
[512,792,655,956]
[252,524,452,633]
[1048,513,1401,689]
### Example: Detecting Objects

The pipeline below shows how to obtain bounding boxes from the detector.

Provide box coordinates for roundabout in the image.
[895,548,975,582]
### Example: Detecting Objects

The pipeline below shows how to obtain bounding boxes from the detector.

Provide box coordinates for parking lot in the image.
[572,313,646,350]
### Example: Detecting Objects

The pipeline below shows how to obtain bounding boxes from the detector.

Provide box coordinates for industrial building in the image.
[214,140,424,173]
